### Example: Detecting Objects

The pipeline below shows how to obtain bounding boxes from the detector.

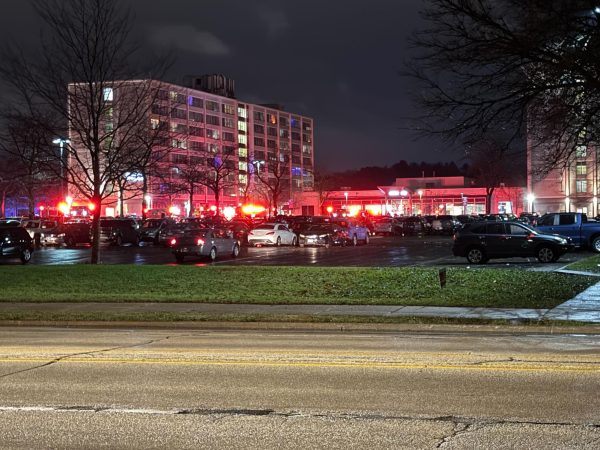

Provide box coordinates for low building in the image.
[316,176,525,216]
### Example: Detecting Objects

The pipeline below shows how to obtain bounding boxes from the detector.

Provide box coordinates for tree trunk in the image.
[141,170,148,221]
[90,195,102,264]
[214,188,220,216]
[188,184,194,217]
[0,189,5,217]
[486,187,494,214]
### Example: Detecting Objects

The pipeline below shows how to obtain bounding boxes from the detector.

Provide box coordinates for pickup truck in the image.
[535,212,600,252]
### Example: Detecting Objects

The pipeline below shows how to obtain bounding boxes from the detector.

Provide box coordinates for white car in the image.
[248,223,297,246]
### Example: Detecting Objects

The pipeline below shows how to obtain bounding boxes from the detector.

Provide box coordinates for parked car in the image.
[248,223,297,246]
[332,219,370,245]
[226,219,251,245]
[452,221,573,264]
[139,218,175,244]
[373,217,403,236]
[61,222,92,247]
[535,212,600,252]
[430,215,462,235]
[171,228,240,262]
[0,225,34,264]
[99,218,140,246]
[23,219,60,246]
[396,216,426,236]
[298,224,348,247]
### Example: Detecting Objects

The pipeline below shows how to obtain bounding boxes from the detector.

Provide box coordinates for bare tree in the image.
[198,150,237,215]
[0,151,19,217]
[407,0,600,175]
[313,170,339,210]
[252,157,289,215]
[0,0,171,263]
[464,138,522,214]
[0,114,56,218]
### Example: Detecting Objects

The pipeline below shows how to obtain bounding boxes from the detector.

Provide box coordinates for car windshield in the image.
[306,225,332,233]
[142,220,162,228]
[254,225,275,230]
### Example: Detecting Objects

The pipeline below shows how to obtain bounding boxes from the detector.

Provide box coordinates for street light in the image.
[526,193,535,213]
[53,137,70,199]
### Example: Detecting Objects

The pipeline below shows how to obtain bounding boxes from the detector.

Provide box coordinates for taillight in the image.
[527,233,536,239]
[170,238,177,246]
[196,238,205,246]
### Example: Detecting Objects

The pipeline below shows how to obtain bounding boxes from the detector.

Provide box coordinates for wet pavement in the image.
[18,235,594,269]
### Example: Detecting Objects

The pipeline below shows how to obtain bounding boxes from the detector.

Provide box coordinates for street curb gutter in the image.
[1,320,600,334]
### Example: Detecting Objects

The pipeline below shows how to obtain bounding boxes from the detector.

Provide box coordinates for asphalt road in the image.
[22,235,594,269]
[1,327,599,448]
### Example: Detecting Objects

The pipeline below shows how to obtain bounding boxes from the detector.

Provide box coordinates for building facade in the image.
[69,76,315,217]
[527,140,600,216]
[318,176,525,216]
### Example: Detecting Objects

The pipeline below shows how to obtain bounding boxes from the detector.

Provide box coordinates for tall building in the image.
[69,76,315,217]
[527,140,600,216]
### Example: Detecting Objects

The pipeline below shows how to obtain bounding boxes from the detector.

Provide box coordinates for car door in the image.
[483,222,509,256]
[504,223,534,256]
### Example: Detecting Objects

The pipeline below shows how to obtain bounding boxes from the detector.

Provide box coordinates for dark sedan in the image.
[452,221,573,264]
[0,225,34,264]
[298,224,348,247]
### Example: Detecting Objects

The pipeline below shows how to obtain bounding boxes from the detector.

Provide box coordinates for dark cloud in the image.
[0,0,459,171]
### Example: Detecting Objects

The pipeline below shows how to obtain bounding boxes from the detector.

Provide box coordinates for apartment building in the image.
[527,141,600,216]
[70,75,315,217]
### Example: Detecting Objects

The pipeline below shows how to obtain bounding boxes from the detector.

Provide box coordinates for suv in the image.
[0,226,34,264]
[100,218,140,246]
[452,221,573,264]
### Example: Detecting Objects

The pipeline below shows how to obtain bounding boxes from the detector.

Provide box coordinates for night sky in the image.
[0,0,459,171]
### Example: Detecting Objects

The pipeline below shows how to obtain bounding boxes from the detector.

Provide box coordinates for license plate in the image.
[181,247,188,253]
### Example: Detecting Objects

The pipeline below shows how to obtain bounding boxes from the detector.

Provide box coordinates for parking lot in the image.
[21,235,593,270]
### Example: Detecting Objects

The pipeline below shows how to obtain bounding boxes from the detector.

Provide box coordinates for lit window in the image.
[238,121,247,132]
[576,162,587,175]
[238,135,247,145]
[238,148,247,158]
[237,106,247,118]
[103,87,113,101]
[239,162,247,171]
[576,145,587,158]
[150,118,159,129]
[576,180,588,193]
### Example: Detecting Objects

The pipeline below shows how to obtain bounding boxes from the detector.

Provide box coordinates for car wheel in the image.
[466,247,487,264]
[232,243,240,257]
[134,236,140,246]
[153,237,160,246]
[34,234,41,247]
[592,236,600,253]
[292,236,297,246]
[352,235,358,246]
[20,248,32,264]
[208,247,217,261]
[364,234,370,245]
[65,237,75,247]
[116,235,123,246]
[299,243,305,248]
[276,236,281,246]
[537,246,556,263]
[174,253,184,263]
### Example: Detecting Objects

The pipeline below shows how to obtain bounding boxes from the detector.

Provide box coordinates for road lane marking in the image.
[1,356,599,372]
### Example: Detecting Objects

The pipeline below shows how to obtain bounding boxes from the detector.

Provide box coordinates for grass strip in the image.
[564,254,600,273]
[0,265,594,309]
